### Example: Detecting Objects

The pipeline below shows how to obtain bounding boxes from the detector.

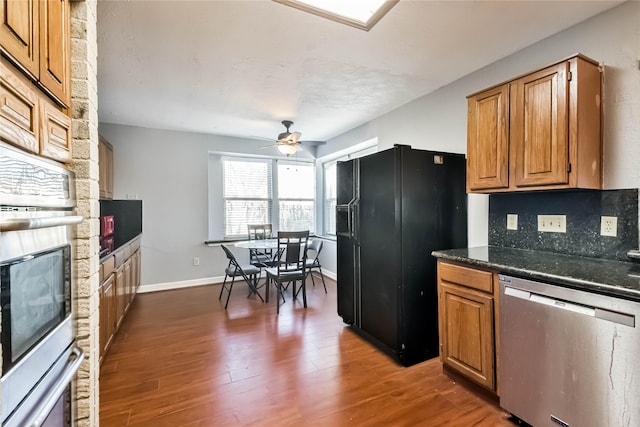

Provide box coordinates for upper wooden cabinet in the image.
[467,84,509,191]
[0,0,38,76]
[1,0,71,108]
[99,136,114,199]
[466,54,602,193]
[1,60,71,162]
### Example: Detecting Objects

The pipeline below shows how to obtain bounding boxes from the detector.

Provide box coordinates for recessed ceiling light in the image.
[273,0,398,31]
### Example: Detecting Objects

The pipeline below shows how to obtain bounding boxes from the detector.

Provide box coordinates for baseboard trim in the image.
[320,269,336,281]
[139,269,336,294]
[138,276,224,294]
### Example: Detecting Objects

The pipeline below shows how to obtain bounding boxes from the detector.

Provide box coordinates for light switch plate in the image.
[538,215,567,233]
[600,216,618,237]
[507,214,518,230]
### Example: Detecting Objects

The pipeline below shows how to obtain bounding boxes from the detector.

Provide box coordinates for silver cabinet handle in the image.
[0,215,83,232]
[27,347,84,427]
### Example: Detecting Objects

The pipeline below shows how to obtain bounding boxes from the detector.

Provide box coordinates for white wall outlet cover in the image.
[507,214,518,230]
[537,215,567,233]
[600,216,618,237]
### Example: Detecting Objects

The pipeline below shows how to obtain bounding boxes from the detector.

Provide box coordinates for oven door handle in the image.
[0,215,84,232]
[27,347,85,427]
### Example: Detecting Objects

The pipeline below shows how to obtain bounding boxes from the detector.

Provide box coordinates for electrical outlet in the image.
[507,214,518,230]
[537,215,567,233]
[193,257,200,266]
[600,216,618,237]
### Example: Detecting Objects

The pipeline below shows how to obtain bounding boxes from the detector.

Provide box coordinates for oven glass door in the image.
[40,384,72,427]
[1,245,71,372]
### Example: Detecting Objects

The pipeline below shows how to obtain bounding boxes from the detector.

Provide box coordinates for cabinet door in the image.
[38,0,70,107]
[439,282,495,390]
[100,273,116,361]
[124,258,132,307]
[511,62,569,187]
[115,265,125,328]
[0,0,39,77]
[99,137,114,199]
[466,84,509,191]
[39,98,71,162]
[132,250,141,292]
[0,62,39,153]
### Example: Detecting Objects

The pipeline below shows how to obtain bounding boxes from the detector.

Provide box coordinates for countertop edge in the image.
[432,248,640,302]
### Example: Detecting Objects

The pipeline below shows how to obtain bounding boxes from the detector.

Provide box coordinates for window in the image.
[320,140,377,236]
[221,157,315,239]
[324,163,337,235]
[278,162,315,232]
[223,159,272,238]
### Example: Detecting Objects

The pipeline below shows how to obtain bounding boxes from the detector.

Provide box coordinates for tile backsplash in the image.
[488,189,639,261]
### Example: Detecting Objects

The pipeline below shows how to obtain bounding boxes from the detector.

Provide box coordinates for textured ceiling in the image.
[97,0,622,144]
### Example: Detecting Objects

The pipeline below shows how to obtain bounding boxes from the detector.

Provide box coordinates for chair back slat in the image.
[248,224,272,240]
[275,231,309,274]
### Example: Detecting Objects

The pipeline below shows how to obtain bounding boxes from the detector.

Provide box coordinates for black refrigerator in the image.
[336,144,467,366]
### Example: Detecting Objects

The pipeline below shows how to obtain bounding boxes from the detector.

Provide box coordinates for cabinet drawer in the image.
[0,62,39,154]
[438,262,493,293]
[39,99,71,162]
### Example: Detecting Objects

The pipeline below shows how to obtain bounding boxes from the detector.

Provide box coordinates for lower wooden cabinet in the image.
[99,237,142,364]
[99,272,115,359]
[437,260,499,392]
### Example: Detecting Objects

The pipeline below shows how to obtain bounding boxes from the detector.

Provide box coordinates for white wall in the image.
[101,1,639,288]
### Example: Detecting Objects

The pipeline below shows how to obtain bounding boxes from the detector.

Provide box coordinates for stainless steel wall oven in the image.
[1,143,84,427]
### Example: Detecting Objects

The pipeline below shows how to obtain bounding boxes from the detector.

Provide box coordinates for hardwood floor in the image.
[100,274,515,426]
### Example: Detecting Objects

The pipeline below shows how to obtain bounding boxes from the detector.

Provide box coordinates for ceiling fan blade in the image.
[252,136,277,142]
[285,131,301,143]
[301,140,326,146]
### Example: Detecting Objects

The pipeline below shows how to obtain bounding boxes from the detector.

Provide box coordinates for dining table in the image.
[234,238,281,251]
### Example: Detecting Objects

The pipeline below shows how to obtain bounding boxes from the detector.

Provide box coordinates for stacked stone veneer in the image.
[70,1,100,425]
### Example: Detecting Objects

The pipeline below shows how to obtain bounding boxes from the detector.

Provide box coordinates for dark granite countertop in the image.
[432,246,640,302]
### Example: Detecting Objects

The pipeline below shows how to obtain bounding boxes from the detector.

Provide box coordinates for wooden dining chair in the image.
[219,245,263,309]
[264,231,309,314]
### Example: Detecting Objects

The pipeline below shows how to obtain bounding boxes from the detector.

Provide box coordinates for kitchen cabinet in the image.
[1,0,72,163]
[1,51,71,163]
[437,260,499,392]
[99,136,114,199]
[99,237,141,363]
[99,255,116,364]
[467,54,602,193]
[1,0,71,108]
[99,270,115,363]
[1,61,40,154]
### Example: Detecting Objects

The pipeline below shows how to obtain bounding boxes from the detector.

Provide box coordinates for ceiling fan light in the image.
[277,143,298,156]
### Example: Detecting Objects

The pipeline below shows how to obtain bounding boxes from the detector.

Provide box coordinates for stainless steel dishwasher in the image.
[499,275,640,427]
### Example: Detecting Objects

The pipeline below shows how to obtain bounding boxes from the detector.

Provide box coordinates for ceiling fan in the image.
[274,120,302,156]
[259,120,325,156]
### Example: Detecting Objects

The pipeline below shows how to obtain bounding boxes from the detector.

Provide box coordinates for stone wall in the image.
[70,1,100,425]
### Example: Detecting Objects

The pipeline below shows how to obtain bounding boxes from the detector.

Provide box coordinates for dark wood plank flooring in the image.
[100,274,515,426]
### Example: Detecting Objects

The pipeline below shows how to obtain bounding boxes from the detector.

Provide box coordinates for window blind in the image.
[223,159,272,238]
[278,162,315,232]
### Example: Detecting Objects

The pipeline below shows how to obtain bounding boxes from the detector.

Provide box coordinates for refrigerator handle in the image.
[351,198,359,240]
[346,199,353,238]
